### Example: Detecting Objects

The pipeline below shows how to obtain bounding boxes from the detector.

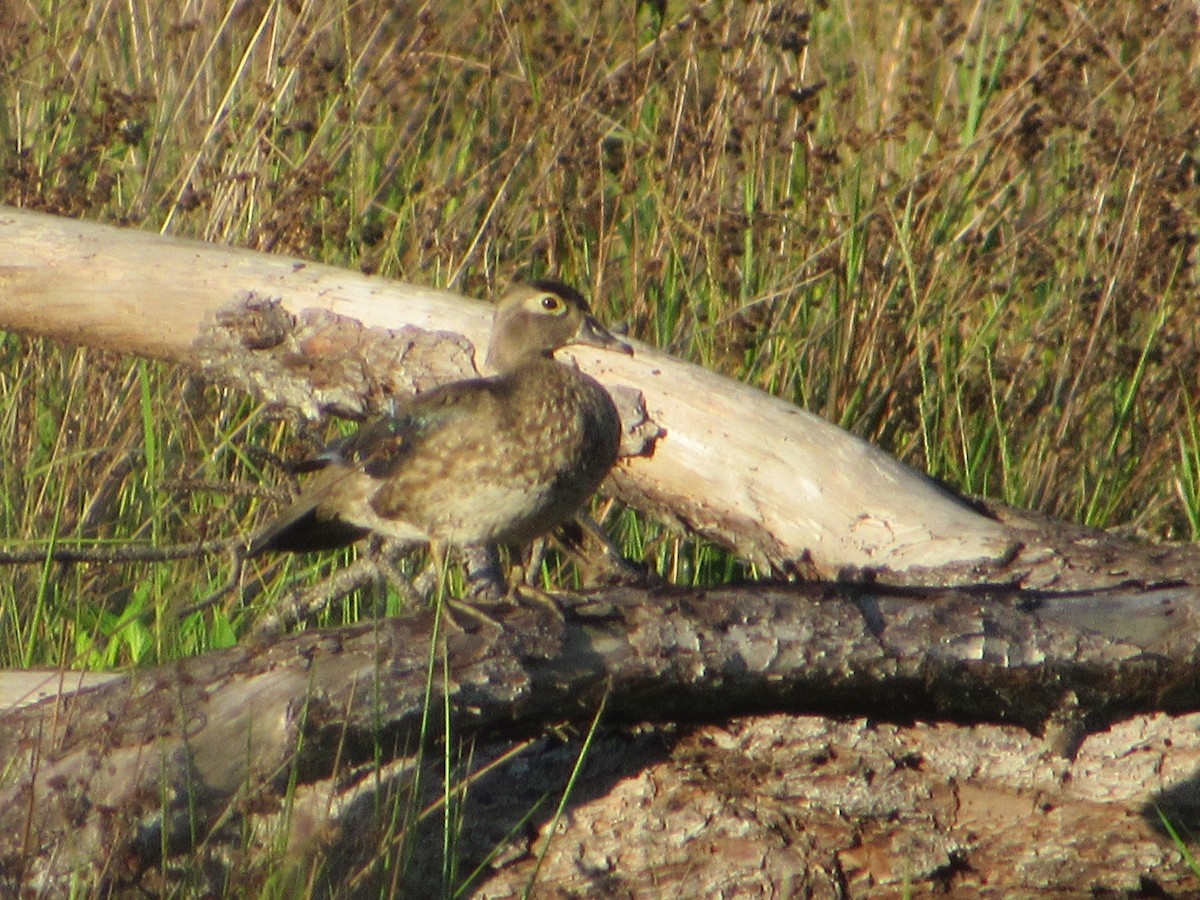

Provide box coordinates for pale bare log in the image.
[0,205,1016,577]
[0,669,124,712]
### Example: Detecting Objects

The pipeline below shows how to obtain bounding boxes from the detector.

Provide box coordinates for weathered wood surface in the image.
[468,711,1200,898]
[0,206,1017,578]
[4,583,1200,895]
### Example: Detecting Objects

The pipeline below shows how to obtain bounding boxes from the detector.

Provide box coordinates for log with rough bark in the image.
[4,207,1200,896]
[4,583,1200,896]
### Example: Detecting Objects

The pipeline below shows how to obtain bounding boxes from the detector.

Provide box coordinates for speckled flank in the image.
[366,358,621,545]
[247,280,628,556]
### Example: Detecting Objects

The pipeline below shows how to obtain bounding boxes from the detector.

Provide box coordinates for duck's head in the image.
[485,280,632,373]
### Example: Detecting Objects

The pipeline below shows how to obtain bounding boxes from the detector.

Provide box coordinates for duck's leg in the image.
[462,544,508,601]
[418,541,506,634]
[407,542,506,602]
[523,537,547,586]
[555,513,656,587]
[497,515,650,623]
[451,542,566,626]
[504,544,569,623]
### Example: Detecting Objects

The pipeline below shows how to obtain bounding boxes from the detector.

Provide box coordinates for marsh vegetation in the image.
[0,0,1197,893]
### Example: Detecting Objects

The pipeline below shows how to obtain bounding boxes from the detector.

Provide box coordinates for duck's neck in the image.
[484,345,555,375]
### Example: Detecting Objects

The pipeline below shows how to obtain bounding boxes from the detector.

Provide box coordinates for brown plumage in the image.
[246,280,630,559]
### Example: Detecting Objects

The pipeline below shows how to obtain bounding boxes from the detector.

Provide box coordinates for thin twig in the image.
[0,537,241,565]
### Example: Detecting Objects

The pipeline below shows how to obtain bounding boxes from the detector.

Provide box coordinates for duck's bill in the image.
[575,315,634,355]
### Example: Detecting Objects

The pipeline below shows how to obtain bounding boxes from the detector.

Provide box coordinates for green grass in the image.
[1,0,1198,893]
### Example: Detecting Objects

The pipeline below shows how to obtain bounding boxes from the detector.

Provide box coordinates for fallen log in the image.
[0,205,1017,578]
[4,582,1200,895]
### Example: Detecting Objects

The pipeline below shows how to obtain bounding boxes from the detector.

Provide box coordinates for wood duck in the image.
[246,280,631,563]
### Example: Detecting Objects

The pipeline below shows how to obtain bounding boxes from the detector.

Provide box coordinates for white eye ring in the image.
[538,294,565,313]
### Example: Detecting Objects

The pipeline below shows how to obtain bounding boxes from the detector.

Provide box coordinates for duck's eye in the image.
[539,294,565,313]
